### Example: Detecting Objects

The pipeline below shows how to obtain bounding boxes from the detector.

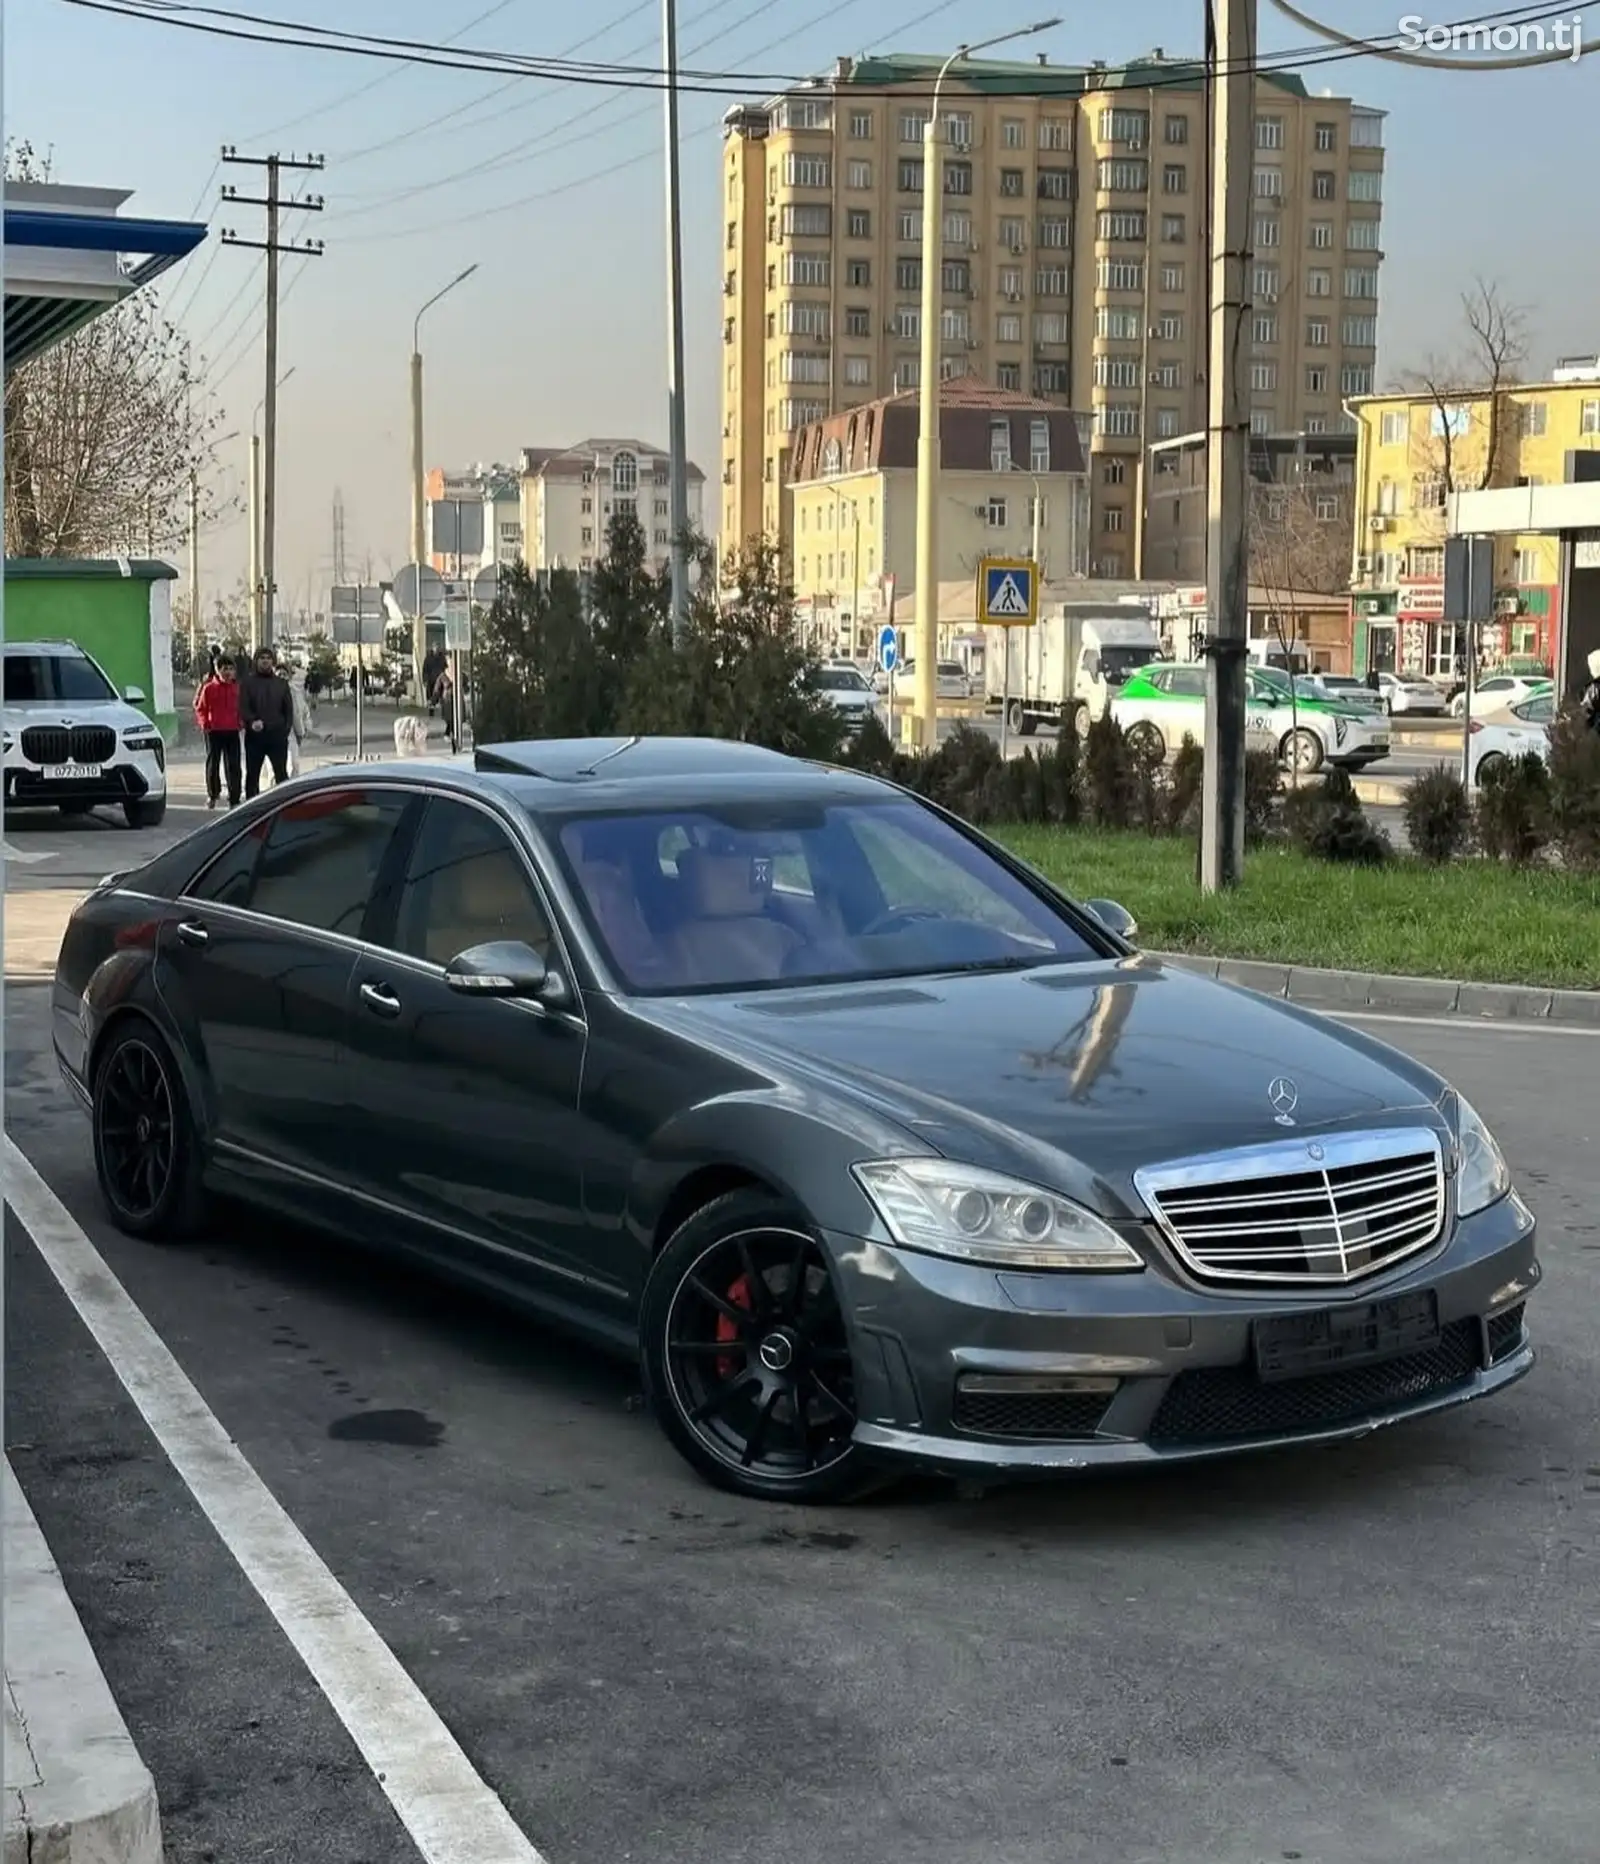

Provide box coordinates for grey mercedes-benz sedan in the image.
[53,736,1537,1501]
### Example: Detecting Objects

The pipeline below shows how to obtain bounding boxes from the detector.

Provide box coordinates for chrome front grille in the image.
[1134,1128,1447,1288]
[19,724,116,764]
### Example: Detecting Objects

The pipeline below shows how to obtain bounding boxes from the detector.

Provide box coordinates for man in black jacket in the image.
[239,647,295,796]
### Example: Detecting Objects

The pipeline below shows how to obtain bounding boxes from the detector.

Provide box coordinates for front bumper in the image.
[4,747,166,810]
[827,1190,1538,1476]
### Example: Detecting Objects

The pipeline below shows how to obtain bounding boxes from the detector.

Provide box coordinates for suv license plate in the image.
[46,763,102,780]
[1254,1290,1440,1383]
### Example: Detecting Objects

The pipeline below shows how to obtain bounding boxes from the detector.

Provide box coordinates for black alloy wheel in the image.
[643,1189,884,1502]
[92,1024,206,1239]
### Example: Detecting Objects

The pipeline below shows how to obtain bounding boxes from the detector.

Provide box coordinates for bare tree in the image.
[1250,477,1351,785]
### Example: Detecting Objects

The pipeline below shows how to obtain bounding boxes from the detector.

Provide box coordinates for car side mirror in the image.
[1083,898,1139,944]
[443,940,568,1006]
[124,684,147,703]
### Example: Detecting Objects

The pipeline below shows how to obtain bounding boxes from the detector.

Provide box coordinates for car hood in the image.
[643,958,1446,1218]
[5,696,155,731]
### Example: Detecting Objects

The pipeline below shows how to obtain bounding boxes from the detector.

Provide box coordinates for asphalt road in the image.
[5,796,1597,1864]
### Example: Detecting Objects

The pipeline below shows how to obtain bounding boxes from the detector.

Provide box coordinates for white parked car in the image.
[1468,689,1554,786]
[1315,673,1388,716]
[808,662,878,733]
[1448,674,1552,720]
[3,640,168,828]
[1375,671,1448,716]
[1112,661,1391,773]
[897,659,972,701]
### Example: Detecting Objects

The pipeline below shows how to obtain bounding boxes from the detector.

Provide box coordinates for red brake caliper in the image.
[716,1275,753,1379]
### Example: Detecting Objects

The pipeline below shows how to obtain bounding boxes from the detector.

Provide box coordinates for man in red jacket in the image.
[193,654,243,809]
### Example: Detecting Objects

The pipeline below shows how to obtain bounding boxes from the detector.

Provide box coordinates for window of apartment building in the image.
[1255,215,1281,248]
[1311,170,1336,201]
[1034,362,1070,394]
[842,356,870,385]
[1306,267,1331,297]
[1341,314,1376,347]
[1250,361,1277,392]
[1037,265,1070,296]
[845,257,871,287]
[895,358,920,390]
[1096,355,1141,388]
[1306,317,1330,346]
[780,352,829,384]
[1000,216,1026,251]
[997,312,1023,343]
[1098,107,1148,144]
[782,203,832,237]
[1097,257,1145,291]
[1037,214,1072,247]
[654,529,668,546]
[942,111,974,148]
[898,209,922,242]
[1250,410,1272,436]
[1255,115,1284,149]
[990,417,1013,470]
[581,495,593,514]
[1380,409,1408,445]
[766,264,775,290]
[1254,312,1279,344]
[944,160,973,195]
[1254,165,1283,197]
[944,210,973,245]
[1309,221,1333,249]
[940,307,970,341]
[1039,116,1073,150]
[846,207,871,238]
[1341,363,1374,395]
[1037,167,1073,200]
[899,110,929,143]
[726,220,736,250]
[1029,419,1050,471]
[1103,458,1127,484]
[893,304,920,338]
[1161,163,1188,194]
[1348,168,1382,202]
[1583,399,1600,436]
[1351,113,1383,146]
[784,253,831,285]
[1102,505,1126,533]
[780,399,825,430]
[1151,408,1177,438]
[1304,413,1327,433]
[783,153,832,188]
[1306,364,1328,393]
[1513,547,1542,583]
[999,264,1023,297]
[1344,266,1379,298]
[896,256,921,290]
[1094,307,1135,338]
[1160,262,1185,293]
[1000,167,1024,197]
[1097,404,1142,437]
[985,496,1009,527]
[1164,114,1190,144]
[847,158,872,189]
[1156,310,1184,340]
[998,362,1023,390]
[582,526,594,546]
[1514,400,1546,437]
[780,300,830,336]
[897,158,924,191]
[1347,219,1381,250]
[1161,212,1186,241]
[942,258,970,292]
[1097,157,1149,192]
[1153,359,1183,388]
[1025,494,1049,528]
[1097,209,1146,241]
[1410,547,1444,579]
[1002,117,1026,149]
[1035,311,1070,345]
[849,109,873,138]
[1314,494,1339,521]
[1315,121,1337,151]
[774,98,831,132]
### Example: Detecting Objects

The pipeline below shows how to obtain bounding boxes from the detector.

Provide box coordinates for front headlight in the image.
[852,1158,1144,1271]
[1454,1094,1511,1216]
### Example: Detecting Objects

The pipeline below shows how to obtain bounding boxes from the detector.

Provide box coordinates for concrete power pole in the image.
[1199,0,1256,892]
[219,146,325,649]
[188,470,200,664]
[662,0,691,646]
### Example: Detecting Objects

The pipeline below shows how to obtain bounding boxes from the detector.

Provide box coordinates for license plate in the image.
[46,763,102,780]
[1254,1290,1440,1383]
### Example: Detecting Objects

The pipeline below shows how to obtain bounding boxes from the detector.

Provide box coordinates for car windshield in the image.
[812,667,870,692]
[4,650,117,703]
[937,662,964,679]
[1098,644,1157,681]
[553,796,1100,995]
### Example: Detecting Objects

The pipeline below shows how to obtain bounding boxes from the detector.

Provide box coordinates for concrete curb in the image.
[4,1461,162,1864]
[1155,951,1600,1026]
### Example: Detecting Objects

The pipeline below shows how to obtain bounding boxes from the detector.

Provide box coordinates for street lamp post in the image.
[913,18,1059,748]
[189,429,239,664]
[410,263,479,695]
[249,374,294,652]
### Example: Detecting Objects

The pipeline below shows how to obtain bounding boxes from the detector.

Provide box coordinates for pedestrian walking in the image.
[239,647,295,797]
[431,661,457,753]
[285,673,312,779]
[193,654,243,809]
[1583,648,1600,734]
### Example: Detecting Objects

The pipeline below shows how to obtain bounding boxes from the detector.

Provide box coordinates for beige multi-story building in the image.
[519,439,705,576]
[720,50,1385,573]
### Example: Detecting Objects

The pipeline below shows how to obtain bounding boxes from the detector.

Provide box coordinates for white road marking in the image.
[3,842,56,865]
[3,1137,550,1864]
[1336,1009,1598,1039]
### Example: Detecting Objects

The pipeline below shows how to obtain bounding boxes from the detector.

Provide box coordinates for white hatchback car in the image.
[1448,674,1552,720]
[3,640,168,828]
[1375,671,1449,716]
[1468,689,1554,787]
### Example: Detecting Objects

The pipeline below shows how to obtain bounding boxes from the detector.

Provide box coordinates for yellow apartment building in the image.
[1348,367,1600,678]
[720,49,1385,572]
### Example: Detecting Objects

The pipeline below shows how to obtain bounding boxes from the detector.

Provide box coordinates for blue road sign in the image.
[979,557,1037,625]
[878,624,899,672]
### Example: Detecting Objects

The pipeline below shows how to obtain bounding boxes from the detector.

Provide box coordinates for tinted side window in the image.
[394,798,552,967]
[248,790,411,936]
[188,820,270,906]
[1169,667,1206,698]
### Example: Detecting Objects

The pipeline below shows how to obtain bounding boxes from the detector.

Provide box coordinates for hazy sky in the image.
[8,0,1597,616]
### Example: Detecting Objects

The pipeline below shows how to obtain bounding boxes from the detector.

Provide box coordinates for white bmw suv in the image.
[3,640,168,828]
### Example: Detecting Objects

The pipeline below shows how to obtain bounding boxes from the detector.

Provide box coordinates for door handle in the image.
[176,920,209,947]
[359,981,402,1019]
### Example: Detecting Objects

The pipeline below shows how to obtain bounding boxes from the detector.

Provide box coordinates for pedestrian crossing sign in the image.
[978,556,1038,627]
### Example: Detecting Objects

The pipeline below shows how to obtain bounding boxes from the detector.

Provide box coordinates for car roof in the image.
[3,639,90,656]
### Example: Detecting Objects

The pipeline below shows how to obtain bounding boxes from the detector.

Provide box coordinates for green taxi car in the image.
[1110,662,1391,774]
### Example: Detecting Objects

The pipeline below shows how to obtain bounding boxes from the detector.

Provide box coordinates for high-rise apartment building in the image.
[720,50,1385,574]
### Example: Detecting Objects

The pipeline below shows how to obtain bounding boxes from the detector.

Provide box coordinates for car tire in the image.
[92,1021,208,1240]
[1124,720,1165,761]
[1284,728,1324,774]
[124,796,167,830]
[641,1188,889,1504]
[1006,698,1026,734]
[1475,751,1506,786]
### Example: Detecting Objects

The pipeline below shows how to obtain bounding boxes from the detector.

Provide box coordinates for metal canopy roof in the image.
[4,181,207,375]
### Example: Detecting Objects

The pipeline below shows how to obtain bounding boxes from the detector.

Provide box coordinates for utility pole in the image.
[662,0,691,645]
[220,146,325,650]
[188,471,200,665]
[1199,0,1256,892]
[247,434,261,648]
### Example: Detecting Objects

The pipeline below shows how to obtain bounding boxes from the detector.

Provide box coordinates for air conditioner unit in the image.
[1367,514,1389,533]
[1354,554,1374,576]
[1494,594,1522,616]
[1005,291,1023,303]
[1148,325,1161,338]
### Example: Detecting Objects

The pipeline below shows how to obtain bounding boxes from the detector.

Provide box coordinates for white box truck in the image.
[986,602,1163,736]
